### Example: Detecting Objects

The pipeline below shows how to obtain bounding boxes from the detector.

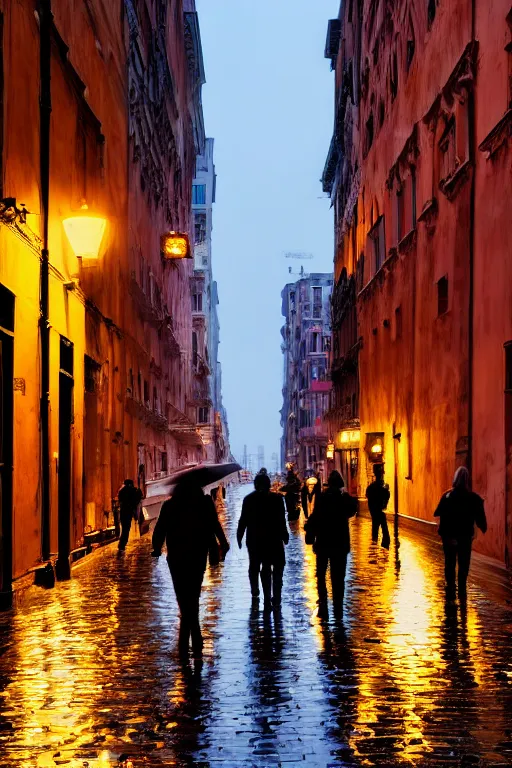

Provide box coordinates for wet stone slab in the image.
[0,485,511,767]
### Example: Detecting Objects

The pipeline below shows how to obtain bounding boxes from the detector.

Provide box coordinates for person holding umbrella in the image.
[151,471,230,659]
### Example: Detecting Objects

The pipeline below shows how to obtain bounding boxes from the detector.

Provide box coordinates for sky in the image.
[196,0,340,469]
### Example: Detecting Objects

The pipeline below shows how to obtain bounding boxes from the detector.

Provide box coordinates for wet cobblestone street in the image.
[1,484,512,768]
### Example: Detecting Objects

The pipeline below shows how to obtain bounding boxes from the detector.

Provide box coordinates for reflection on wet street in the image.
[0,484,511,767]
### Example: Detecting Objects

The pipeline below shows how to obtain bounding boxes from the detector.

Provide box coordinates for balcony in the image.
[161,321,180,357]
[193,354,210,378]
[129,273,163,327]
[298,423,328,443]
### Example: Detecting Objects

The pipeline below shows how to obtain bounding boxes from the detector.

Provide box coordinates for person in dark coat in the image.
[237,473,289,611]
[305,471,357,617]
[280,469,302,521]
[117,479,143,551]
[434,466,487,601]
[151,478,229,658]
[365,464,391,548]
[301,476,321,519]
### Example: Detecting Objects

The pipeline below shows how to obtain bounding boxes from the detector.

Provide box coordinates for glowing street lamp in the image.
[161,231,191,260]
[326,443,335,460]
[62,204,107,260]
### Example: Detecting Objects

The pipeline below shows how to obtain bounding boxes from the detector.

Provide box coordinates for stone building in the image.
[190,138,231,462]
[322,0,512,565]
[0,0,211,606]
[281,273,333,479]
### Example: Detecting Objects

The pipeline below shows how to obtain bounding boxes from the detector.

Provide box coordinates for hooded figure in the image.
[117,479,143,551]
[365,464,391,549]
[301,476,321,519]
[304,470,357,618]
[237,473,289,611]
[434,466,487,601]
[152,478,229,658]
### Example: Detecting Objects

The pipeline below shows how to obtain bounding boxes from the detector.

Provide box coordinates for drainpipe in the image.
[39,0,52,562]
[467,0,476,477]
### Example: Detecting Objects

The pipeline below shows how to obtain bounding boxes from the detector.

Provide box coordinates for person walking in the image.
[301,475,321,519]
[237,473,289,611]
[280,469,302,521]
[305,470,357,618]
[365,464,391,548]
[434,466,487,601]
[151,477,230,658]
[117,479,143,551]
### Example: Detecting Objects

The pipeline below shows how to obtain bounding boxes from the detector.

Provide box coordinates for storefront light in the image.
[326,443,335,459]
[161,231,191,259]
[62,204,107,260]
[371,443,383,455]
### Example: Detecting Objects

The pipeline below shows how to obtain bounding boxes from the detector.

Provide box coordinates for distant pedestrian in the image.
[117,479,143,551]
[237,473,289,611]
[434,466,487,601]
[151,477,230,658]
[366,464,391,549]
[280,469,302,521]
[301,476,320,519]
[305,471,357,618]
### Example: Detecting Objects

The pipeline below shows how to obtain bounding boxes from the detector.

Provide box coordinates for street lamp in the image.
[161,231,191,260]
[62,204,107,260]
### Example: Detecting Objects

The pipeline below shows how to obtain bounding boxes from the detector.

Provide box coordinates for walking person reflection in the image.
[305,471,357,619]
[237,473,289,612]
[434,466,487,602]
[151,476,230,659]
[365,464,391,549]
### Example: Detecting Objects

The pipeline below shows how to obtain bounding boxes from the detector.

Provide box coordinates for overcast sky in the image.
[196,0,339,469]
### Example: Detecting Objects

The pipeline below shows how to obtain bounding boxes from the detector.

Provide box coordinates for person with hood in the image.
[434,466,487,601]
[117,479,143,551]
[365,464,391,548]
[280,469,302,521]
[237,473,289,611]
[301,475,321,519]
[304,470,357,617]
[151,477,229,658]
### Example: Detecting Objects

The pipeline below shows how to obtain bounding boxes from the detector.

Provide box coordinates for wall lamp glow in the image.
[62,204,107,260]
[161,231,191,260]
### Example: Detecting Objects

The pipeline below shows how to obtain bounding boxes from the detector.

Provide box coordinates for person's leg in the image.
[248,552,261,598]
[260,561,272,610]
[457,539,472,600]
[380,513,391,549]
[370,512,379,543]
[118,512,132,549]
[169,564,192,656]
[272,563,284,609]
[316,552,328,604]
[442,539,457,599]
[330,553,347,617]
[189,569,205,655]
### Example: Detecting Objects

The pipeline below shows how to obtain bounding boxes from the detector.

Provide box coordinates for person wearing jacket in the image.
[151,477,229,658]
[280,469,302,521]
[117,479,143,551]
[237,473,289,611]
[304,470,357,617]
[434,466,487,601]
[365,464,391,548]
[301,476,321,519]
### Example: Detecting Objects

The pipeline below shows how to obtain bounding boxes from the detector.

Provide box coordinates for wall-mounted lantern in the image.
[62,204,107,259]
[326,442,335,460]
[365,432,384,462]
[161,231,191,260]
[339,429,361,447]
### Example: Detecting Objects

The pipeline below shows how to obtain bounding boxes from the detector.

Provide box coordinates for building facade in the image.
[190,138,231,463]
[322,0,512,564]
[0,0,213,606]
[281,273,333,479]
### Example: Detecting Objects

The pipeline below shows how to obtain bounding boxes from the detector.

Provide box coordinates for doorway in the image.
[0,285,14,608]
[504,342,512,568]
[56,337,74,581]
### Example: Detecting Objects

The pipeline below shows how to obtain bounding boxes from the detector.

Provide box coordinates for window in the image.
[390,52,398,101]
[198,406,209,424]
[153,386,159,412]
[192,184,206,205]
[192,292,203,312]
[369,216,386,274]
[505,342,512,392]
[396,185,404,243]
[160,452,168,473]
[144,380,150,406]
[85,355,100,394]
[194,212,207,244]
[311,332,320,353]
[311,365,319,381]
[407,39,415,71]
[60,337,73,376]
[428,0,437,28]
[322,336,331,352]
[192,331,198,367]
[440,120,456,180]
[437,276,449,316]
[312,287,322,318]
[365,112,374,154]
[127,367,134,395]
[0,283,14,331]
[411,168,417,228]
[395,306,403,340]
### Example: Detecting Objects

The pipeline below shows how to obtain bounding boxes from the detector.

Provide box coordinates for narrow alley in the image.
[0,486,511,768]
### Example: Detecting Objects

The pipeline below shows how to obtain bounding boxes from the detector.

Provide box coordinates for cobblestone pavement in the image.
[1,485,512,768]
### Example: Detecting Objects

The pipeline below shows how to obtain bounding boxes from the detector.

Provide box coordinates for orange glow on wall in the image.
[62,204,107,259]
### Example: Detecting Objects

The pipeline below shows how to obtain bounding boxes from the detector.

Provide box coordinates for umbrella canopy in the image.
[164,462,242,490]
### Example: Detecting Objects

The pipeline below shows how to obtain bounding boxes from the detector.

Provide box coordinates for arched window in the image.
[192,331,198,367]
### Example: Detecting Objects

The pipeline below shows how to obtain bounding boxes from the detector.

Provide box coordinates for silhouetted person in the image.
[434,466,487,601]
[152,477,229,658]
[117,479,143,551]
[237,473,289,611]
[366,464,391,548]
[305,471,357,618]
[301,476,321,519]
[280,469,302,521]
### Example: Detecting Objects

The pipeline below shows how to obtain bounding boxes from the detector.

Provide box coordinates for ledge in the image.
[479,109,512,159]
[438,159,472,201]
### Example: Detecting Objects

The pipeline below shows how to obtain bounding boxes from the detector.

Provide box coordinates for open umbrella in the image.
[163,461,242,490]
